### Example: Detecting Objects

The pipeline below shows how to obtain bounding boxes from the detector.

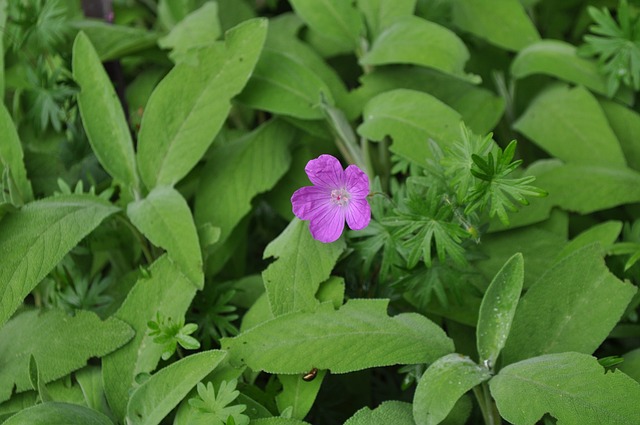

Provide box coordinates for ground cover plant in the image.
[1,0,640,423]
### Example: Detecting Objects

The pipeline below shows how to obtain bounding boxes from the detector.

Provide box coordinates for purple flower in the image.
[291,154,371,243]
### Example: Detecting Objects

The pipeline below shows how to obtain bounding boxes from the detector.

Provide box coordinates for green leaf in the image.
[137,18,267,189]
[357,0,416,39]
[71,22,159,61]
[73,32,139,193]
[0,104,32,204]
[276,370,326,419]
[556,220,622,260]
[3,402,114,425]
[126,350,227,425]
[513,84,626,167]
[102,255,197,420]
[357,89,462,168]
[288,0,363,52]
[600,99,640,171]
[0,195,118,328]
[250,418,311,425]
[222,299,453,374]
[262,219,346,316]
[502,244,637,365]
[344,400,414,425]
[490,352,640,425]
[0,309,133,403]
[360,17,475,82]
[451,0,539,51]
[127,186,203,288]
[75,367,109,415]
[619,348,640,383]
[315,276,345,310]
[0,2,5,96]
[477,253,524,367]
[413,354,491,425]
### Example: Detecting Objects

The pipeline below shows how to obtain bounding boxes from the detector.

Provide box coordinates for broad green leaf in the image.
[222,299,453,374]
[556,221,622,260]
[514,84,626,167]
[127,186,203,288]
[490,352,640,425]
[126,350,227,425]
[262,219,346,316]
[511,40,610,96]
[413,354,491,425]
[477,253,524,367]
[600,99,640,171]
[360,17,475,82]
[345,401,414,425]
[0,104,32,204]
[73,32,139,193]
[451,0,539,51]
[276,370,326,419]
[503,244,637,365]
[357,89,462,168]
[0,195,118,328]
[137,18,267,189]
[251,418,311,425]
[316,276,345,309]
[357,0,416,39]
[352,67,504,135]
[288,0,362,52]
[0,309,133,403]
[619,348,640,383]
[158,2,222,64]
[102,255,197,420]
[3,402,114,425]
[71,22,159,61]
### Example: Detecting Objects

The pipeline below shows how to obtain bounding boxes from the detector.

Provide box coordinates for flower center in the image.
[331,188,350,207]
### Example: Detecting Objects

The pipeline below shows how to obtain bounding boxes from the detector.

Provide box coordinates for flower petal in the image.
[291,186,331,221]
[346,197,371,231]
[308,204,346,243]
[305,154,345,190]
[344,164,370,198]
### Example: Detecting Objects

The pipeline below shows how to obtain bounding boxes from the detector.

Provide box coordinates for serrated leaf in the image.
[221,299,453,374]
[451,0,539,51]
[3,402,114,425]
[73,32,138,193]
[137,18,267,189]
[357,89,462,168]
[0,195,118,328]
[276,370,326,419]
[0,104,32,204]
[0,309,133,403]
[262,219,345,316]
[102,255,197,420]
[357,0,416,39]
[513,84,626,167]
[490,352,640,425]
[413,354,491,425]
[503,244,637,365]
[477,253,524,367]
[127,186,203,288]
[126,350,227,425]
[71,21,159,61]
[360,17,475,82]
[345,400,414,425]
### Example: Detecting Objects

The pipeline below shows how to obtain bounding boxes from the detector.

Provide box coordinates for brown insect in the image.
[302,367,318,382]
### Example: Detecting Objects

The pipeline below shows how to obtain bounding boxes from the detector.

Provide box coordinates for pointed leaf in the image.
[345,401,414,425]
[0,104,32,203]
[222,299,453,374]
[556,221,622,260]
[0,195,118,328]
[477,253,524,367]
[490,352,640,425]
[600,99,640,171]
[276,370,326,419]
[357,0,416,39]
[71,22,159,61]
[3,402,114,425]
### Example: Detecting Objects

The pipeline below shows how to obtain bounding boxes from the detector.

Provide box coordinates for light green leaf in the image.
[262,219,345,316]
[451,0,539,51]
[556,220,622,260]
[221,299,453,374]
[73,32,139,193]
[127,186,202,288]
[600,99,640,171]
[619,348,640,383]
[477,254,524,367]
[0,103,32,204]
[413,354,491,425]
[0,1,5,96]
[490,352,640,425]
[0,195,118,328]
[288,0,363,52]
[71,21,159,61]
[3,402,114,425]
[102,255,197,420]
[0,309,133,403]
[357,0,416,39]
[345,400,414,425]
[126,350,227,425]
[316,276,345,310]
[503,244,637,365]
[137,18,267,189]
[250,418,311,425]
[276,370,326,419]
[357,89,462,168]
[75,367,109,416]
[360,17,475,82]
[513,84,626,167]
